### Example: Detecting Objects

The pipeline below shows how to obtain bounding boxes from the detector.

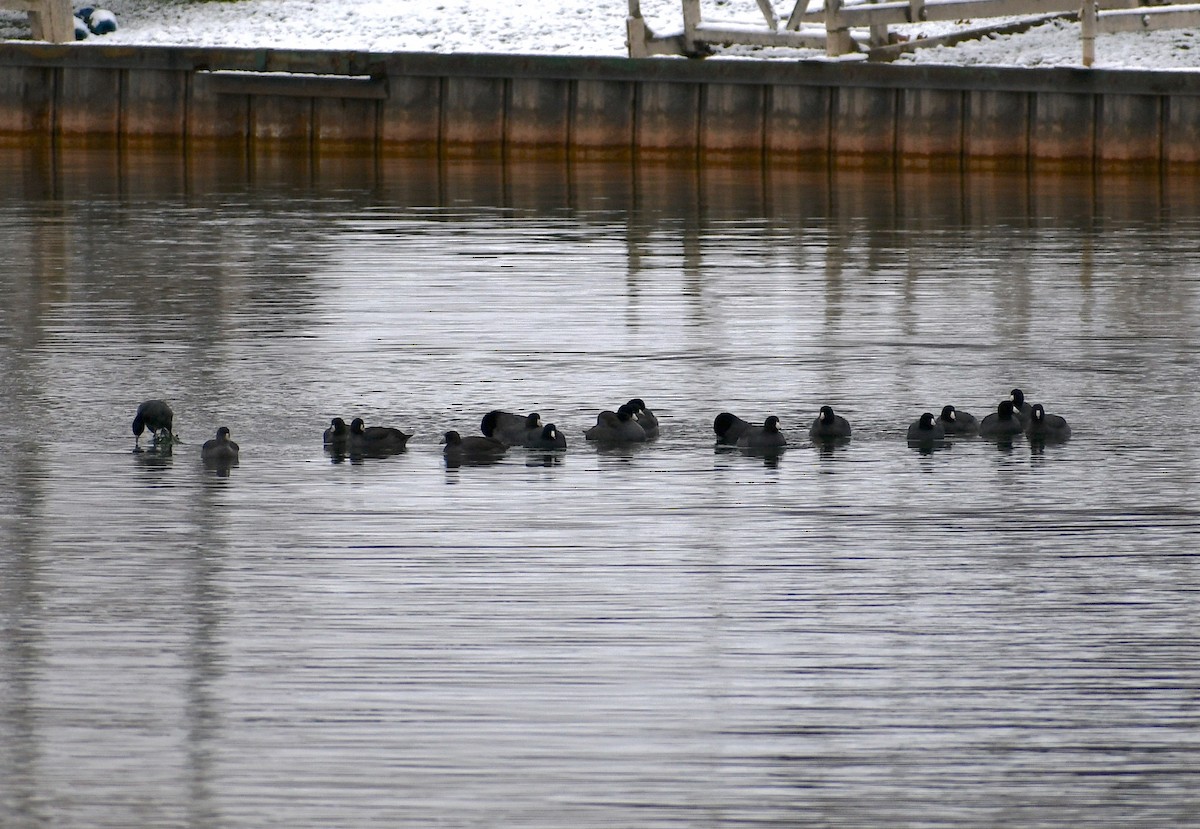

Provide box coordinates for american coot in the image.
[323,417,349,446]
[527,423,567,450]
[1010,388,1033,424]
[626,398,659,438]
[979,400,1024,438]
[132,399,174,445]
[348,418,411,454]
[907,412,946,443]
[584,405,647,443]
[736,415,787,450]
[937,405,979,435]
[810,406,852,441]
[442,430,507,464]
[200,426,239,462]
[1026,404,1071,442]
[481,410,543,447]
[713,412,752,445]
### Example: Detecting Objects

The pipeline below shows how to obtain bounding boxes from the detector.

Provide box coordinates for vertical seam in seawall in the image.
[501,76,510,160]
[437,74,446,161]
[1025,89,1034,171]
[50,64,61,146]
[565,75,575,158]
[892,86,899,167]
[959,88,967,171]
[759,83,768,166]
[182,68,191,151]
[630,79,640,162]
[117,67,126,146]
[827,85,836,169]
[245,93,254,162]
[1158,93,1168,176]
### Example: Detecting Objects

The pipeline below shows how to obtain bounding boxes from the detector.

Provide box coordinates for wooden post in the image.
[682,0,702,54]
[867,0,889,46]
[1081,0,1096,67]
[869,21,890,47]
[2,0,76,43]
[627,0,648,58]
[826,0,853,55]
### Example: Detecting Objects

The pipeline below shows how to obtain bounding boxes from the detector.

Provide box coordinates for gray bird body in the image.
[736,415,787,450]
[443,430,507,463]
[713,412,751,445]
[1010,388,1033,425]
[348,418,411,453]
[527,423,567,450]
[481,410,543,447]
[323,417,349,446]
[132,399,174,443]
[980,400,1024,438]
[1025,404,1071,442]
[626,399,659,438]
[584,405,646,443]
[937,405,978,435]
[907,412,946,443]
[810,406,851,440]
[201,426,239,462]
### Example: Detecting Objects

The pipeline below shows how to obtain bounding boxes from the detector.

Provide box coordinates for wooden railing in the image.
[628,0,1200,63]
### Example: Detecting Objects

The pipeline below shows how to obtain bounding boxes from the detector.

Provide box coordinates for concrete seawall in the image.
[1,42,1199,170]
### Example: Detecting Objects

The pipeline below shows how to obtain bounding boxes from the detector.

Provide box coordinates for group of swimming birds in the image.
[132,389,1070,466]
[131,400,239,464]
[320,398,661,462]
[715,387,1069,449]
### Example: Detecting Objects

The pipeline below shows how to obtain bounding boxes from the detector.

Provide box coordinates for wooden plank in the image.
[897,87,963,165]
[869,14,1069,61]
[1164,94,1200,166]
[0,64,53,138]
[442,76,505,157]
[1096,93,1160,166]
[1031,91,1094,168]
[834,85,896,163]
[187,68,250,146]
[1098,4,1200,30]
[693,22,827,47]
[764,83,830,162]
[636,81,699,159]
[701,83,764,162]
[378,75,440,152]
[196,70,388,99]
[57,66,120,145]
[123,69,185,143]
[964,89,1028,168]
[251,95,312,148]
[571,79,634,158]
[507,77,570,156]
[314,97,378,149]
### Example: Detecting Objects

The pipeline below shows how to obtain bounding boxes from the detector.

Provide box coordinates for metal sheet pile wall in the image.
[0,44,1197,169]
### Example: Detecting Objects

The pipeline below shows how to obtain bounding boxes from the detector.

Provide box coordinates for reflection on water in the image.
[2,146,1200,828]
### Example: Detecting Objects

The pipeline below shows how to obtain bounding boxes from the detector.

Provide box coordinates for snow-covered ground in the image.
[2,0,1199,70]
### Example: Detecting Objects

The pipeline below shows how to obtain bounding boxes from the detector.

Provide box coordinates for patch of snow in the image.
[0,0,1197,70]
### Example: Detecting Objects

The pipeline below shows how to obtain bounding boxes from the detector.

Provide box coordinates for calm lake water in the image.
[2,146,1199,828]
